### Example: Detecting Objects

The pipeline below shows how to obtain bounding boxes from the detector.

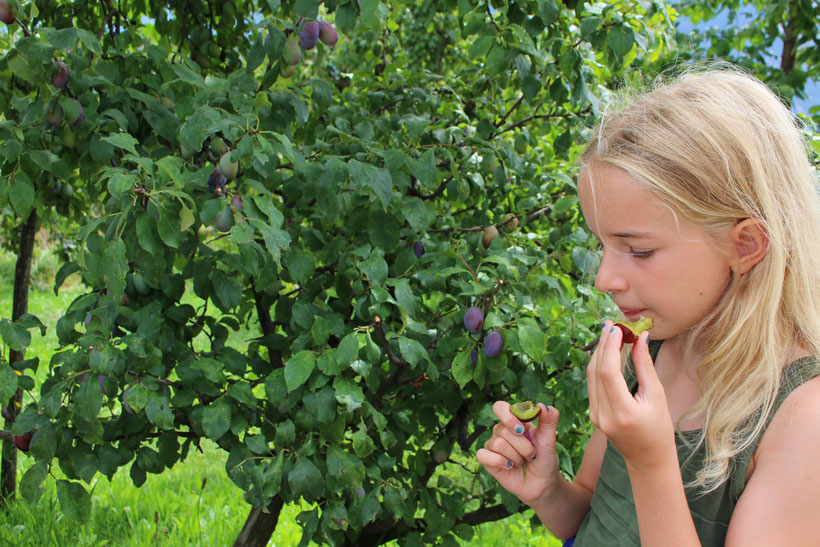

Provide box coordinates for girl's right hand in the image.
[476,401,562,504]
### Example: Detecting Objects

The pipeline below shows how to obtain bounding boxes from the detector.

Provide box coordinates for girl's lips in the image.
[619,308,646,321]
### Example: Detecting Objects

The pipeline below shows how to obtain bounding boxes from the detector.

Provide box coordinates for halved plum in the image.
[510,401,540,422]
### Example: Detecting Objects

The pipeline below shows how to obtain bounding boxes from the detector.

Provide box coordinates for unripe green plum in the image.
[482,154,498,174]
[60,183,74,197]
[46,101,63,126]
[503,214,519,231]
[62,126,76,148]
[219,151,239,181]
[280,64,296,78]
[215,205,233,232]
[283,38,301,65]
[482,225,499,249]
[132,273,150,295]
[514,134,528,154]
[210,137,229,156]
[51,61,71,89]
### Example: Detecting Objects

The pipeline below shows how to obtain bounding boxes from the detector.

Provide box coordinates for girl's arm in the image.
[476,404,608,540]
[525,427,608,540]
[588,324,700,546]
[725,374,820,545]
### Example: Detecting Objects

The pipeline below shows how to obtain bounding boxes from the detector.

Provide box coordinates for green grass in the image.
[1,246,562,546]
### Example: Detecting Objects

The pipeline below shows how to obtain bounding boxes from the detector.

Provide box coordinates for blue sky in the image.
[675,5,818,116]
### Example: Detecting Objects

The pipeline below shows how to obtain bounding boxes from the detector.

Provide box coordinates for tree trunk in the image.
[233,494,285,547]
[1,210,37,505]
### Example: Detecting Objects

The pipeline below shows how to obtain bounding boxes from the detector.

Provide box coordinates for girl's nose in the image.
[594,247,628,294]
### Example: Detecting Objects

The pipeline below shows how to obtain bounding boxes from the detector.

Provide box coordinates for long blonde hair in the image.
[580,65,820,491]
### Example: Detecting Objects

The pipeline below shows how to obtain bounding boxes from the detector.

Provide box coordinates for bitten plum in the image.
[463,307,484,333]
[614,316,653,348]
[484,330,504,357]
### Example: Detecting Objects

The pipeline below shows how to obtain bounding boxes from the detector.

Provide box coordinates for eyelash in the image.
[594,242,654,259]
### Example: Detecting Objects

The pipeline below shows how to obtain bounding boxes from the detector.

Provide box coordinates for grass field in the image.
[0,245,561,546]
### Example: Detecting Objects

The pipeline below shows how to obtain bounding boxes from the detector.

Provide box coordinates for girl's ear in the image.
[729,218,769,274]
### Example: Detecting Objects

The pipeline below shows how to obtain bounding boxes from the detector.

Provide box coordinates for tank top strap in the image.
[729,356,820,498]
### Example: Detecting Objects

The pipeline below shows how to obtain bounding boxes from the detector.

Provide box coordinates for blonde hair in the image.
[580,65,820,491]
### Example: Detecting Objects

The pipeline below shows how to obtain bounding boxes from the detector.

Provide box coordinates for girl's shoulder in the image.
[749,355,820,473]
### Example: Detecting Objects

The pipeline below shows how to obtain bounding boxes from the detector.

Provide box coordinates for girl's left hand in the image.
[587,321,676,470]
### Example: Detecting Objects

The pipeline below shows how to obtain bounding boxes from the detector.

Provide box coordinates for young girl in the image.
[476,67,820,545]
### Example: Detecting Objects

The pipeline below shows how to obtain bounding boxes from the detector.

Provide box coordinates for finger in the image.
[482,430,531,465]
[632,331,660,395]
[598,324,634,408]
[492,400,529,437]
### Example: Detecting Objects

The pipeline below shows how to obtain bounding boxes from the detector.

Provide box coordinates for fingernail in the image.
[529,453,537,461]
[610,326,617,334]
[514,425,524,435]
[505,459,513,468]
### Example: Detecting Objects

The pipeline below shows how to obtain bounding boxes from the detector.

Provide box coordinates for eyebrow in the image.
[609,231,652,239]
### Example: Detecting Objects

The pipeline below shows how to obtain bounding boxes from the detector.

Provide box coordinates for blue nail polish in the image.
[506,459,513,468]
[529,454,537,461]
[514,425,524,435]
[610,326,617,334]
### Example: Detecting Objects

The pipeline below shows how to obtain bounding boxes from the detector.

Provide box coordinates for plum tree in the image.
[463,306,484,333]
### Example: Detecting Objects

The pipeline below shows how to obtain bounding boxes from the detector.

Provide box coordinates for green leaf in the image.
[293,0,320,19]
[358,254,387,286]
[413,149,436,190]
[352,426,375,458]
[451,348,473,388]
[136,213,163,255]
[608,25,635,57]
[311,316,331,346]
[19,461,48,506]
[102,239,127,301]
[0,364,18,402]
[333,376,364,411]
[288,458,324,501]
[56,480,91,522]
[285,351,315,392]
[517,317,547,362]
[327,446,365,488]
[74,377,103,422]
[145,391,175,430]
[284,249,315,284]
[334,332,360,367]
[202,399,232,440]
[77,29,103,55]
[349,160,392,209]
[9,174,35,218]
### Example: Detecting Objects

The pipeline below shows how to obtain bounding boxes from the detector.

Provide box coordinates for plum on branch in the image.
[484,330,503,357]
[463,307,484,334]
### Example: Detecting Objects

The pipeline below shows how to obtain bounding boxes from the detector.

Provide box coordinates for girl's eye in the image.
[629,248,654,259]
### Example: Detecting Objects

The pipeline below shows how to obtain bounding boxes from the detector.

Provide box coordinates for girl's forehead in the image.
[578,166,672,235]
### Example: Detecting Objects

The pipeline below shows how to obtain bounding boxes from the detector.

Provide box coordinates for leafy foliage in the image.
[0,0,676,544]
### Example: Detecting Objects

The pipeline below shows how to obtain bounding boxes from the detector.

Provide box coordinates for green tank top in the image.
[574,343,819,546]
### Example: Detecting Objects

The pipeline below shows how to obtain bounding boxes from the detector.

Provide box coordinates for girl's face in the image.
[578,165,733,341]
